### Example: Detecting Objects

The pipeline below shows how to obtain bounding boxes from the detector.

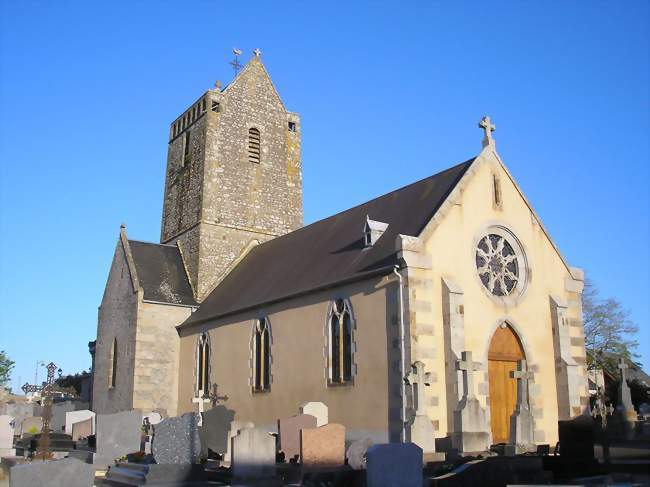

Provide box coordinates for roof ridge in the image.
[248,157,476,251]
[128,238,178,248]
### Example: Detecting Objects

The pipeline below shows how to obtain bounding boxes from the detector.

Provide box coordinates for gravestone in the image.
[509,359,535,452]
[299,401,328,427]
[366,443,423,487]
[223,420,254,464]
[51,401,82,433]
[198,405,235,457]
[300,423,345,469]
[65,410,94,436]
[278,413,317,463]
[408,361,438,454]
[94,410,142,466]
[231,427,275,480]
[558,415,594,459]
[152,412,201,464]
[142,411,163,426]
[346,437,373,470]
[72,417,93,441]
[452,351,490,453]
[10,457,94,487]
[0,415,15,457]
[19,417,43,437]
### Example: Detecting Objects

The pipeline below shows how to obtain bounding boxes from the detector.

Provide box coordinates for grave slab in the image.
[152,412,201,464]
[278,413,317,463]
[64,410,94,436]
[346,437,373,470]
[10,457,94,487]
[300,423,345,469]
[299,401,328,427]
[231,427,275,480]
[367,443,423,487]
[94,410,142,467]
[198,405,235,457]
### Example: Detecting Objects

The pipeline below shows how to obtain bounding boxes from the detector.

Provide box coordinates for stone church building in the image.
[93,51,589,451]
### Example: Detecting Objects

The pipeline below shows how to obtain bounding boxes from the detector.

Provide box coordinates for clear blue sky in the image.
[1,2,648,391]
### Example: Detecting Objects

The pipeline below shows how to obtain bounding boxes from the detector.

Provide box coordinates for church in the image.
[92,50,589,452]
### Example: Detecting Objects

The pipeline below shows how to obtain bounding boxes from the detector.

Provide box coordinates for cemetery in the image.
[0,356,648,486]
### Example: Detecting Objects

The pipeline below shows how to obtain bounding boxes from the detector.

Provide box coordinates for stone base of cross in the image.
[192,391,211,426]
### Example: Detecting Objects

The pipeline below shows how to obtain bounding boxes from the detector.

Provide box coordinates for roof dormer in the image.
[364,216,389,247]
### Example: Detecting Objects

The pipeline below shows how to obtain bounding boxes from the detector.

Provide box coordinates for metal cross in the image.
[457,351,481,400]
[407,361,431,416]
[510,359,534,410]
[478,116,496,148]
[229,48,243,74]
[591,387,614,429]
[209,383,229,407]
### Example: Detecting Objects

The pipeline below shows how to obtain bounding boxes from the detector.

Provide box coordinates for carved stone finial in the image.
[253,48,262,57]
[214,80,222,90]
[478,116,496,148]
[120,223,126,230]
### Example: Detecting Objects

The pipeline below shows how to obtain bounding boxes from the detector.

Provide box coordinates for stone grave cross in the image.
[617,358,634,410]
[21,362,68,459]
[478,116,496,148]
[192,390,211,426]
[407,361,431,416]
[456,351,481,400]
[510,359,534,410]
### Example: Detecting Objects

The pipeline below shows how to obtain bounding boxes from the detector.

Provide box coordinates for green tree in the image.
[0,351,15,387]
[583,279,639,370]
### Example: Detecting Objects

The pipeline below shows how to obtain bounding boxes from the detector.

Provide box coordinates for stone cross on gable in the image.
[457,351,481,400]
[478,116,496,148]
[510,359,534,409]
[407,361,431,416]
[253,48,262,57]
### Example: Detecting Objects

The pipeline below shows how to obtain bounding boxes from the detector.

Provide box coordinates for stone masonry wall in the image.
[93,240,138,414]
[132,301,191,417]
[160,56,303,301]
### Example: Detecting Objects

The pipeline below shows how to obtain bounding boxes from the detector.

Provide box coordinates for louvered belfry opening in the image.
[248,127,261,164]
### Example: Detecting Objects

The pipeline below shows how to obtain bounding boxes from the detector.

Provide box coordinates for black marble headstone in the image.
[558,415,595,459]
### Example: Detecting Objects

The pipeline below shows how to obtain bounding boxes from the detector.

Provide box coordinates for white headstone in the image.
[223,420,254,464]
[231,427,275,480]
[65,410,95,436]
[299,401,328,427]
[0,414,15,457]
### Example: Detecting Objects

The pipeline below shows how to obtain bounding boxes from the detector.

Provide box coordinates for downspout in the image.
[393,265,407,443]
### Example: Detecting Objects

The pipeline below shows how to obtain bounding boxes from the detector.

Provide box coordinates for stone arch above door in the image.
[487,324,525,444]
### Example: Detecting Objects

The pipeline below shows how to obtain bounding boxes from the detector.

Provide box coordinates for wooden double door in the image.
[487,325,525,444]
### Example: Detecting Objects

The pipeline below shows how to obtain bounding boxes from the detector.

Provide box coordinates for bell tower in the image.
[160,51,303,301]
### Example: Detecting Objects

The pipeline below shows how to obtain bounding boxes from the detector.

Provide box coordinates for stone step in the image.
[105,466,146,486]
[115,461,150,473]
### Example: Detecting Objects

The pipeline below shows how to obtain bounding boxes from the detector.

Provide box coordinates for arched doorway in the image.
[488,324,525,444]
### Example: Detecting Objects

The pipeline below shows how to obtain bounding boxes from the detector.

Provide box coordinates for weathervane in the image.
[229,48,243,74]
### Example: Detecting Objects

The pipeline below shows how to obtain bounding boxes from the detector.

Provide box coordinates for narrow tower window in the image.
[108,338,118,388]
[248,128,261,164]
[183,131,191,166]
[211,101,220,113]
[288,121,296,132]
[329,299,354,384]
[196,333,210,396]
[492,173,502,209]
[253,318,271,392]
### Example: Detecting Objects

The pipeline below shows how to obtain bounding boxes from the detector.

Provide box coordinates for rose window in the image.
[475,234,520,296]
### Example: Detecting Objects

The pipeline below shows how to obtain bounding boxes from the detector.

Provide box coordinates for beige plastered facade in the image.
[177,144,589,447]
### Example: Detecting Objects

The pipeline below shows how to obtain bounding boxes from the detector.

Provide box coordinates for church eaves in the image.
[179,158,474,328]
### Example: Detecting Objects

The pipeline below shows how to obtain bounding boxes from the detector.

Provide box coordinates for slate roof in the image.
[181,158,474,328]
[128,240,197,306]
